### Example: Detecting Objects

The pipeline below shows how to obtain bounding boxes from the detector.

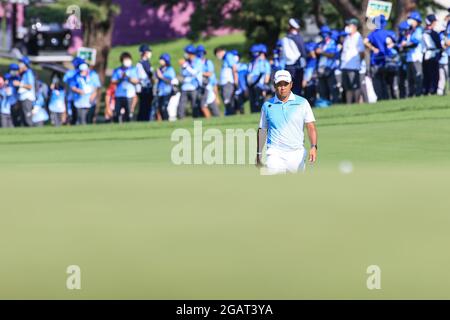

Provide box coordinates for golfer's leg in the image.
[285,148,307,173]
[265,148,287,175]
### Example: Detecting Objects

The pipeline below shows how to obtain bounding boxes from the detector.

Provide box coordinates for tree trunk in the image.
[313,1,325,27]
[85,16,115,86]
[328,0,370,36]
[394,0,418,27]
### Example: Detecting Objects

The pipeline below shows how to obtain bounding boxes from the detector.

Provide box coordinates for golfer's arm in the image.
[306,122,317,147]
[257,128,267,155]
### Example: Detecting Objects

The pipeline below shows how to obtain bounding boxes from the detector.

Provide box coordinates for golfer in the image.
[257,70,317,174]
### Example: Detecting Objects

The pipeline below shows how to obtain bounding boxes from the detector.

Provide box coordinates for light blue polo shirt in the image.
[63,69,78,101]
[406,26,423,63]
[157,66,176,97]
[48,89,66,113]
[18,69,36,102]
[247,58,271,89]
[0,87,11,115]
[111,66,138,98]
[219,51,237,85]
[181,58,203,91]
[318,38,339,69]
[73,74,96,108]
[259,93,316,152]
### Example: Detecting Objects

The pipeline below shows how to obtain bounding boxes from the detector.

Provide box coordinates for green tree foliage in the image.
[144,0,446,49]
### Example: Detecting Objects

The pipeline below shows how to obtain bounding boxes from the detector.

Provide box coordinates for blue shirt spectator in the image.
[218,51,237,85]
[180,57,203,91]
[111,66,139,98]
[18,68,36,102]
[73,71,97,109]
[157,65,176,97]
[366,16,391,66]
[317,26,339,70]
[48,87,66,113]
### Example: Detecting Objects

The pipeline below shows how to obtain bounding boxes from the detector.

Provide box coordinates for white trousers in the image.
[265,147,307,175]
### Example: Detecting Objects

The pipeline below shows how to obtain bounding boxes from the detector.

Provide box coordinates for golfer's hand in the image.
[255,155,263,168]
[309,148,317,163]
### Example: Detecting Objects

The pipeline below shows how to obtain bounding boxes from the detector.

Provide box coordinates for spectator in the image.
[365,15,390,100]
[215,46,238,116]
[303,42,318,106]
[196,45,217,118]
[178,45,203,119]
[6,64,20,126]
[63,57,84,125]
[422,14,441,95]
[281,18,307,95]
[438,28,448,95]
[87,64,102,123]
[49,78,66,127]
[136,44,154,121]
[247,44,271,113]
[400,11,423,97]
[397,21,411,98]
[155,53,176,121]
[32,80,49,127]
[14,56,36,126]
[72,63,98,125]
[0,76,14,128]
[340,18,365,104]
[111,52,139,123]
[234,51,248,114]
[384,35,401,99]
[316,25,339,103]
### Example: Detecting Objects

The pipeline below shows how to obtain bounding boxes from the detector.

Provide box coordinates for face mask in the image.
[184,53,189,59]
[407,19,415,27]
[19,63,26,69]
[344,26,351,34]
[10,71,18,76]
[123,59,132,68]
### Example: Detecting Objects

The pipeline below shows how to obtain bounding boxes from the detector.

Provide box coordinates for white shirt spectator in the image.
[340,32,365,70]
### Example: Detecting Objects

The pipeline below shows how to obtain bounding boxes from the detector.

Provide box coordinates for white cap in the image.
[288,18,300,29]
[274,70,292,84]
[79,63,89,71]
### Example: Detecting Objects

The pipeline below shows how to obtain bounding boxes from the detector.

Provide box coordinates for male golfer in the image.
[257,70,317,174]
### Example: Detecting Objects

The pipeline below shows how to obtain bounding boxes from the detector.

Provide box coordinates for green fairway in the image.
[1,95,450,299]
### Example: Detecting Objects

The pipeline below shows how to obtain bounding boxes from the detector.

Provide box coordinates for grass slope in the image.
[0,95,450,299]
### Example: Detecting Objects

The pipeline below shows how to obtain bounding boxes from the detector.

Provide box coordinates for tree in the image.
[26,0,120,84]
[144,0,446,51]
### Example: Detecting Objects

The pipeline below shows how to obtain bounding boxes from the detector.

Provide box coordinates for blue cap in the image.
[196,45,206,55]
[387,30,397,42]
[19,56,31,67]
[9,63,19,71]
[425,14,437,25]
[250,44,260,54]
[160,53,171,65]
[398,20,410,31]
[184,44,196,55]
[408,11,422,23]
[375,14,387,29]
[139,44,151,53]
[230,49,239,57]
[320,25,332,36]
[259,44,268,54]
[72,57,84,68]
[78,63,89,71]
